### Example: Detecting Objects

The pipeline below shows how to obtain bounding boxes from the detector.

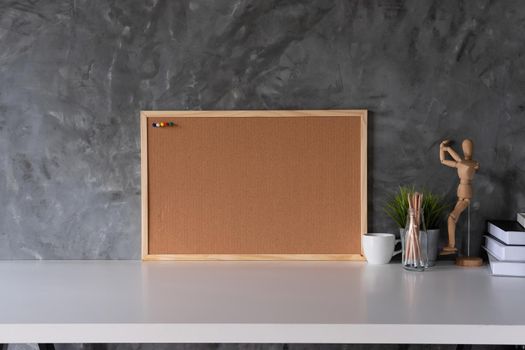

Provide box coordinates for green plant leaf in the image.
[383,186,449,229]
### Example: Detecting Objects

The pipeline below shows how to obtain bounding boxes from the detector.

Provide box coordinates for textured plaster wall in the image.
[1,0,524,259]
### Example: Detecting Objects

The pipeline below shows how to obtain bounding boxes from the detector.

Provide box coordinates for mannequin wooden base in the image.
[440,246,458,256]
[456,256,483,267]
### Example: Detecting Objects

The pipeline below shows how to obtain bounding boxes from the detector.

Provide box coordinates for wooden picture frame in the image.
[141,110,367,260]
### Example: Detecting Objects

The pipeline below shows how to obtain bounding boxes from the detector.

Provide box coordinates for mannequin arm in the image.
[444,146,462,161]
[440,146,458,168]
[441,159,457,168]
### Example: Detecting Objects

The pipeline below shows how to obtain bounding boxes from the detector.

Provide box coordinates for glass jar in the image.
[401,209,429,271]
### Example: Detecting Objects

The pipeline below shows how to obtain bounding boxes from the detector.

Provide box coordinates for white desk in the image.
[0,260,524,344]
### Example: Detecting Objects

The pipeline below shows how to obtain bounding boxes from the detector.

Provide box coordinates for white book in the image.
[484,247,525,277]
[485,235,525,261]
[518,213,525,229]
[487,220,525,245]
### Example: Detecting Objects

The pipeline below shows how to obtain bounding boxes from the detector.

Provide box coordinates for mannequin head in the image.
[462,139,473,160]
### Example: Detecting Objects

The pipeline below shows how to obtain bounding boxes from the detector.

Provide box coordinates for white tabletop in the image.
[0,260,524,344]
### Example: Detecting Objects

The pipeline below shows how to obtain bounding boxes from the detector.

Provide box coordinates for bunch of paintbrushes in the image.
[403,192,426,269]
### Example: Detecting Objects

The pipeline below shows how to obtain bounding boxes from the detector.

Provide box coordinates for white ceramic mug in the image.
[362,233,401,265]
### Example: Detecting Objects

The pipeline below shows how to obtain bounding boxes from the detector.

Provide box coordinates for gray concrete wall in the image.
[1,0,524,259]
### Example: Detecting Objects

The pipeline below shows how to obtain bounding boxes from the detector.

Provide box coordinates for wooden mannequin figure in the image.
[439,139,483,266]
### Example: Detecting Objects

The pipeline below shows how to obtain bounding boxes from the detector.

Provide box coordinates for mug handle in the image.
[392,239,402,256]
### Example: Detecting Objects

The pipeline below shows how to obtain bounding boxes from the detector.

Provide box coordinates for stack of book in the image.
[484,213,525,277]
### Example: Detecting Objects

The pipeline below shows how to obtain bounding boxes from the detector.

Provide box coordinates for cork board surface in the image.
[142,111,366,259]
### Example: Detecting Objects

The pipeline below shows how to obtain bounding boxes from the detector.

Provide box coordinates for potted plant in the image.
[385,186,448,266]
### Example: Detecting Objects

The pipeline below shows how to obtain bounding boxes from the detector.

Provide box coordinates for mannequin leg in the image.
[442,199,469,254]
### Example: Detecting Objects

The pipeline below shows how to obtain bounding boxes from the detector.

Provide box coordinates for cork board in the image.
[141,110,367,260]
